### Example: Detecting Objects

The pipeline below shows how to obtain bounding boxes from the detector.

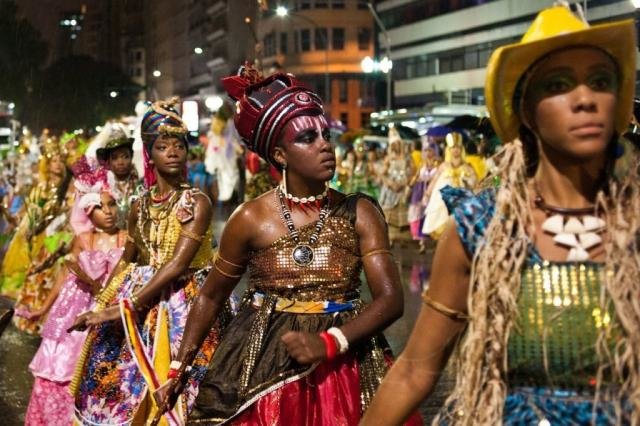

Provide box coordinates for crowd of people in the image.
[0,3,638,425]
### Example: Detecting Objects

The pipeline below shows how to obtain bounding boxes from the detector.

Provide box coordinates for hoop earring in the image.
[282,165,288,195]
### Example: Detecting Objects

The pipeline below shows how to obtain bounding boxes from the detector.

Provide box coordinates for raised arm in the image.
[360,218,471,425]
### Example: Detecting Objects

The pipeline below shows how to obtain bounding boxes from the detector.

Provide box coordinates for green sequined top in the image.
[508,261,608,388]
[444,186,612,389]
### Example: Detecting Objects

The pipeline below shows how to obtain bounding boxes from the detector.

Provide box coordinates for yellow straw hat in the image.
[485,4,636,143]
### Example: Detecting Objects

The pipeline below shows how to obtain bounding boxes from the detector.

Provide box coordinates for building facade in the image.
[377,0,639,108]
[258,0,377,129]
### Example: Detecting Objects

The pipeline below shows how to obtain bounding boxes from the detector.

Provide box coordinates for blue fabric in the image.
[440,185,543,264]
[439,186,622,422]
[504,388,618,425]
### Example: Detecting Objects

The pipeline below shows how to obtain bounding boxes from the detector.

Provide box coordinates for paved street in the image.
[0,204,452,424]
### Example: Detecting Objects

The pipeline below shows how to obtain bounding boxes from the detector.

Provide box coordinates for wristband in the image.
[319,331,337,360]
[327,327,349,354]
[167,360,191,379]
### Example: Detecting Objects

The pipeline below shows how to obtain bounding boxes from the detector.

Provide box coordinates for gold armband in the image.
[179,228,204,242]
[422,291,469,322]
[361,248,393,259]
[215,252,244,269]
[214,262,243,279]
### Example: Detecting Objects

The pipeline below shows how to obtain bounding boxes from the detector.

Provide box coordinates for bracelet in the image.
[422,291,469,322]
[361,248,393,259]
[130,294,143,311]
[319,331,337,361]
[215,252,244,269]
[213,262,243,279]
[327,327,349,354]
[167,360,192,379]
[126,234,135,243]
[180,228,204,242]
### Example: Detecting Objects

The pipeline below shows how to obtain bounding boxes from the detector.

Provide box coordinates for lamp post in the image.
[367,2,392,112]
[276,6,330,104]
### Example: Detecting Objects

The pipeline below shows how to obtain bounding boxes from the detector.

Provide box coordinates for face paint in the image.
[280,115,329,145]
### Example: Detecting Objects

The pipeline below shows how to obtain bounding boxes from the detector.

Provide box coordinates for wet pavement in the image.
[0,203,452,424]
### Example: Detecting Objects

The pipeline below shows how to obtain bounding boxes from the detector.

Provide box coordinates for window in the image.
[478,48,492,67]
[315,28,327,50]
[135,50,142,61]
[331,0,345,8]
[464,50,478,70]
[293,30,299,53]
[361,112,370,128]
[136,67,142,77]
[357,0,368,9]
[332,28,345,50]
[280,32,288,54]
[338,79,348,103]
[300,29,311,51]
[299,0,311,9]
[357,28,371,50]
[315,0,328,8]
[340,112,349,128]
[451,54,464,72]
[316,79,325,101]
[264,32,276,56]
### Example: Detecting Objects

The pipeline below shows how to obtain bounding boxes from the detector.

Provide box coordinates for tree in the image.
[25,55,141,131]
[0,0,47,114]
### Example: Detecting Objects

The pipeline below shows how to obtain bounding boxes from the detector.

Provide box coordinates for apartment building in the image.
[377,0,639,108]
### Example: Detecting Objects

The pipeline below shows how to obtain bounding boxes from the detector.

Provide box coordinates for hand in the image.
[152,370,188,424]
[281,331,327,365]
[14,306,40,319]
[67,306,120,333]
[23,307,45,320]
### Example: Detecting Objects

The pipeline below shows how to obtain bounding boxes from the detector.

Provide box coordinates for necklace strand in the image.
[277,187,331,266]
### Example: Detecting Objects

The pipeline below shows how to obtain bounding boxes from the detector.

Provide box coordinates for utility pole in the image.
[367,2,391,112]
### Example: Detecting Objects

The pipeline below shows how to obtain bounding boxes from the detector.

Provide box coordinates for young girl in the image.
[24,163,126,425]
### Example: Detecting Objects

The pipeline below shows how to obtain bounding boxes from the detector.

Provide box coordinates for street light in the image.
[109,91,118,98]
[367,2,392,112]
[361,56,392,74]
[275,7,330,104]
[194,47,203,55]
[152,69,162,78]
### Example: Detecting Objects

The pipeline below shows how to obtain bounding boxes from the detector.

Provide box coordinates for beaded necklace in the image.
[277,187,331,267]
[138,186,184,266]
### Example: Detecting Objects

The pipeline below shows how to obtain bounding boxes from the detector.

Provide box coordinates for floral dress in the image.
[73,186,229,425]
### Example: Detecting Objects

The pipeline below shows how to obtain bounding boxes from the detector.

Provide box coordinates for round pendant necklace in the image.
[278,187,331,267]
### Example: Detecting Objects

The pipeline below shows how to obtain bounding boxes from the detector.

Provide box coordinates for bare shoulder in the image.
[355,196,385,225]
[226,188,277,228]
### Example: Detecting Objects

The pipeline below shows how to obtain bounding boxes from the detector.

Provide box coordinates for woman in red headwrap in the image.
[154,66,422,425]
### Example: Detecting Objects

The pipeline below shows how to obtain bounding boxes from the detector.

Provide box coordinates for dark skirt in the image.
[188,293,414,425]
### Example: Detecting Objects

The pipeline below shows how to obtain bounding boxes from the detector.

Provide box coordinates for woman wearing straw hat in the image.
[362,3,640,424]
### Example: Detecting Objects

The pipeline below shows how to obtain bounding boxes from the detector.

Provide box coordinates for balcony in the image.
[206,1,226,17]
[206,28,226,43]
[206,57,227,69]
[190,73,213,87]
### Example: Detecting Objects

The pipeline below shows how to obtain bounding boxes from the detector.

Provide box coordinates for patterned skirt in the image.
[73,265,224,425]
